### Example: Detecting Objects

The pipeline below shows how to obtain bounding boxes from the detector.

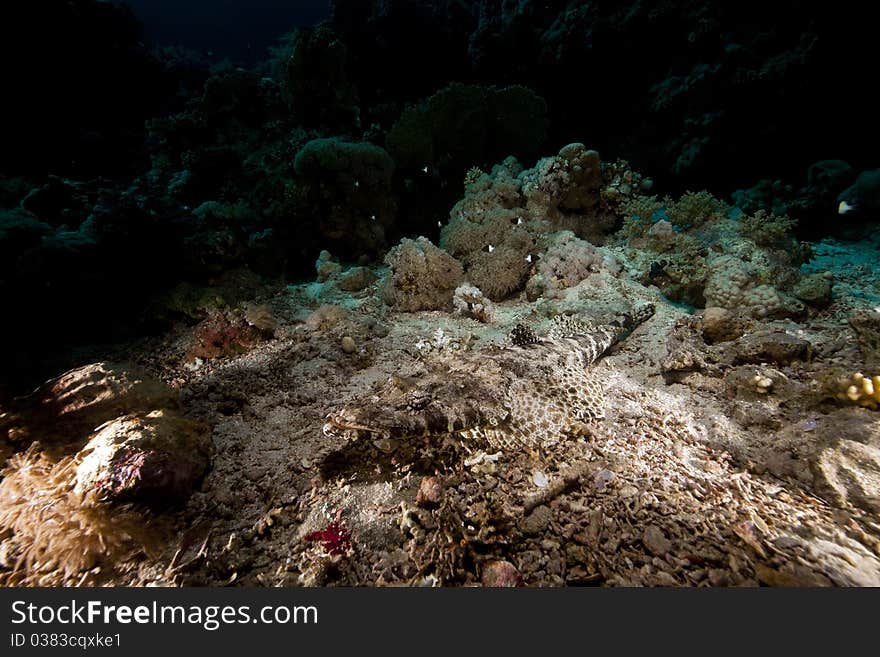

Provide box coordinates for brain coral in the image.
[382,237,464,311]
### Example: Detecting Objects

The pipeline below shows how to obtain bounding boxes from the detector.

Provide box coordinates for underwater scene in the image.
[1,0,879,587]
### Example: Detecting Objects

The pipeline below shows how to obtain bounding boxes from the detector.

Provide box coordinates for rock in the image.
[2,362,178,447]
[642,525,672,556]
[730,331,810,365]
[707,569,730,586]
[848,308,880,363]
[74,409,212,507]
[520,504,551,535]
[340,336,357,354]
[481,560,523,587]
[793,273,833,307]
[811,439,880,515]
[415,476,443,509]
[315,250,342,282]
[337,266,378,292]
[754,562,832,587]
[701,307,746,344]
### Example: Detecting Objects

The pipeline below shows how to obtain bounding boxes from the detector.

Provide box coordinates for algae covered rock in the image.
[74,410,212,507]
[793,273,833,307]
[2,362,179,449]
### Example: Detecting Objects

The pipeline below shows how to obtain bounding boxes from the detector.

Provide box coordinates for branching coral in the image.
[737,209,797,246]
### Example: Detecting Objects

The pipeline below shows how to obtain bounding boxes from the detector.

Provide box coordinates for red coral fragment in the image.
[305,518,352,556]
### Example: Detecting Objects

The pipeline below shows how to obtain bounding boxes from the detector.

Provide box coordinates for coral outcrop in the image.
[382,237,464,311]
[293,138,397,259]
[441,144,620,300]
[619,191,814,317]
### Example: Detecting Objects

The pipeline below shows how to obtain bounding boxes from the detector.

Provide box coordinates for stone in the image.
[481,560,523,587]
[74,409,212,507]
[415,476,442,509]
[642,525,672,556]
[793,273,833,308]
[2,362,179,447]
[707,569,730,586]
[730,331,810,365]
[811,439,880,515]
[341,336,357,354]
[701,306,746,344]
[520,504,551,535]
[337,266,378,292]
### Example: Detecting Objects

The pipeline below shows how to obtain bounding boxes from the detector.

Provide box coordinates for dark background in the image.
[127,0,329,64]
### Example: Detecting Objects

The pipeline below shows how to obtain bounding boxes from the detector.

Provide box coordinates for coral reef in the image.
[293,138,397,259]
[441,144,620,300]
[525,231,622,301]
[387,82,547,173]
[280,25,359,131]
[618,190,813,317]
[382,237,464,311]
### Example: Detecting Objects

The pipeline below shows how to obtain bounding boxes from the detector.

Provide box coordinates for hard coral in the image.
[521,143,602,220]
[293,137,397,259]
[618,189,811,317]
[386,83,547,172]
[382,237,464,311]
[453,283,495,323]
[525,231,621,301]
[834,373,880,409]
[441,145,624,300]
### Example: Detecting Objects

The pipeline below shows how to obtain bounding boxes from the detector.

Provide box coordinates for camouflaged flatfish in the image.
[323,303,655,450]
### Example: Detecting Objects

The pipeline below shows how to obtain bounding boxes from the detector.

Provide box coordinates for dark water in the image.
[127,0,328,65]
